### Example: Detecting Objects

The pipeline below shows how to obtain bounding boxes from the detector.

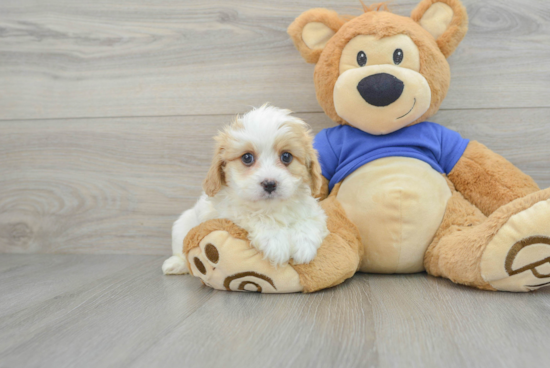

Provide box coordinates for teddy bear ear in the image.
[287,8,347,64]
[411,0,468,58]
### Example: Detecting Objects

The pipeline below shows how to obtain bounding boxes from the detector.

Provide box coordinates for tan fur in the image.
[204,115,323,197]
[360,1,391,13]
[424,178,492,289]
[203,118,247,197]
[449,141,540,216]
[184,218,249,256]
[425,185,550,290]
[203,132,253,197]
[316,176,330,201]
[288,1,468,126]
[307,143,323,198]
[287,8,349,64]
[273,122,309,160]
[292,195,362,292]
[411,0,468,58]
[203,142,226,197]
[274,122,324,197]
[313,11,450,126]
[182,194,361,292]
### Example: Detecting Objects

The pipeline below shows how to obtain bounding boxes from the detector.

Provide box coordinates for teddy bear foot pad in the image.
[481,198,550,292]
[187,230,304,293]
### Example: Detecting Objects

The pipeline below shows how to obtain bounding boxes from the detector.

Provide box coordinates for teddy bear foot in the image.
[186,229,304,293]
[481,196,550,292]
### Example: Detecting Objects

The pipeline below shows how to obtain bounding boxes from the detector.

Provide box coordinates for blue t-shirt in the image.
[314,122,470,191]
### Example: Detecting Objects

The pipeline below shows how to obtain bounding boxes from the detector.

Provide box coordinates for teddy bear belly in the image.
[336,157,452,274]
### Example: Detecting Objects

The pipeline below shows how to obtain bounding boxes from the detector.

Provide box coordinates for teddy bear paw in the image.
[186,230,304,293]
[481,198,550,292]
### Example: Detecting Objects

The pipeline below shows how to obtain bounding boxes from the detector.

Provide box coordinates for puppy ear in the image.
[287,8,347,64]
[203,142,226,197]
[307,147,324,198]
[411,0,468,58]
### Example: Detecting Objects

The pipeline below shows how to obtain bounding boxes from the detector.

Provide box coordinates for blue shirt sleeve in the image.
[313,129,339,181]
[438,126,470,174]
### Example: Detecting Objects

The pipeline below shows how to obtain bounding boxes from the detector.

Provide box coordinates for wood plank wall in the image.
[1,0,549,254]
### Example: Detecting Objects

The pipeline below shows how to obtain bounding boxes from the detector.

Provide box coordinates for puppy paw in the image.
[290,233,321,265]
[162,255,189,275]
[253,232,291,266]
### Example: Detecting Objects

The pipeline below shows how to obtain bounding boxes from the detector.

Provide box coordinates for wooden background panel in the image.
[0,113,332,255]
[0,114,232,254]
[437,107,550,188]
[1,0,550,120]
[1,108,549,255]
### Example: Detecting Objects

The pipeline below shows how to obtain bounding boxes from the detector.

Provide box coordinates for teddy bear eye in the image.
[357,51,367,67]
[393,49,403,65]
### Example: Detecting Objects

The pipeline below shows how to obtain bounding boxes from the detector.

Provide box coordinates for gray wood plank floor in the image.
[0,255,549,368]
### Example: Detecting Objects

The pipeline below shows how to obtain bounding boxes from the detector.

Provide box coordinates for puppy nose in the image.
[357,73,404,107]
[261,180,277,194]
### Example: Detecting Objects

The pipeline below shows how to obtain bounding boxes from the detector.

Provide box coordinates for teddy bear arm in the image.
[292,231,360,292]
[292,195,362,292]
[448,141,540,216]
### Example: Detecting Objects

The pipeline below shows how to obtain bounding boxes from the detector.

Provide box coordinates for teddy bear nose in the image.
[357,73,405,107]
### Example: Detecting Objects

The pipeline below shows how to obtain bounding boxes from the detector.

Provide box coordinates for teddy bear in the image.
[181,0,550,293]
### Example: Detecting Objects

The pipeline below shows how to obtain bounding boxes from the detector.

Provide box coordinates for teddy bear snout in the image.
[357,73,404,107]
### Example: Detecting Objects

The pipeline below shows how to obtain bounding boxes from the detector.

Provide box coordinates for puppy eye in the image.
[357,51,367,67]
[393,49,403,65]
[241,153,254,166]
[280,152,293,165]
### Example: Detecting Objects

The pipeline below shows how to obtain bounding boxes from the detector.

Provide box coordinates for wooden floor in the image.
[0,254,548,368]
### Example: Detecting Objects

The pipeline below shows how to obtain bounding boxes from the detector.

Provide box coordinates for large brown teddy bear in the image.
[181,0,550,293]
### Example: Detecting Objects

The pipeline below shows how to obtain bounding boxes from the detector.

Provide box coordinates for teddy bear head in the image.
[288,0,468,135]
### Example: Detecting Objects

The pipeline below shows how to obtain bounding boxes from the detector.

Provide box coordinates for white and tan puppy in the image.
[163,105,329,274]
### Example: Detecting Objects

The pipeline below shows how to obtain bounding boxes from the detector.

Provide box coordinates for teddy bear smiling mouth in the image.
[396,98,416,120]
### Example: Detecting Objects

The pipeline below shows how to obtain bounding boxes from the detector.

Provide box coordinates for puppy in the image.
[163,105,329,274]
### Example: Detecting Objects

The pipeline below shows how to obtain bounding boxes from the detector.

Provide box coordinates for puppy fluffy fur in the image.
[163,105,329,274]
